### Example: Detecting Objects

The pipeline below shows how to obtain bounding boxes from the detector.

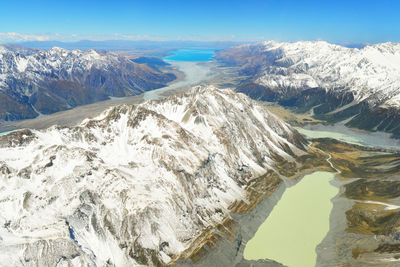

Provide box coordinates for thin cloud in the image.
[0,32,169,43]
[0,32,52,42]
[0,32,259,43]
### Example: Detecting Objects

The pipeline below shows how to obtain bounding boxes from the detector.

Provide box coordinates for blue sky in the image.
[0,0,399,43]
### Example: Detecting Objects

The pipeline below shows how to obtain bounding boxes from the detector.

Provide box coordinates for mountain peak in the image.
[0,45,176,121]
[239,41,400,106]
[0,86,305,266]
[216,40,400,137]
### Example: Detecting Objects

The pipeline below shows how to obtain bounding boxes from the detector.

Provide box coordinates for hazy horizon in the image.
[0,39,376,52]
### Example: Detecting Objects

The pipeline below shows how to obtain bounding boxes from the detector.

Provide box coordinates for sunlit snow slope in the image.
[216,41,400,136]
[0,45,175,121]
[0,86,305,266]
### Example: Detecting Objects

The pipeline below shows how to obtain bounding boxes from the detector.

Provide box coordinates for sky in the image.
[0,0,399,43]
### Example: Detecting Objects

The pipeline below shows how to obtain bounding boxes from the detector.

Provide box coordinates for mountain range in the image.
[0,45,175,121]
[216,41,400,137]
[2,40,400,266]
[0,87,306,266]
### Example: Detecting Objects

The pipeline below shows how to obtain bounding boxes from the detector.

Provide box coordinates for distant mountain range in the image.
[216,41,400,137]
[14,40,242,52]
[0,45,176,121]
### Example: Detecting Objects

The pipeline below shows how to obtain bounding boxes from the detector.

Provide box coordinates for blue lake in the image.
[164,49,215,62]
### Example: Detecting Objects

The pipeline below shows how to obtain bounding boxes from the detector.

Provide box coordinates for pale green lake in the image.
[296,127,361,145]
[244,124,399,266]
[296,124,400,151]
[244,171,338,267]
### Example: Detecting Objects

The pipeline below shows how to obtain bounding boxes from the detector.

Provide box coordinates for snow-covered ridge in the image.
[0,86,305,266]
[0,46,117,78]
[238,41,400,107]
[0,45,175,121]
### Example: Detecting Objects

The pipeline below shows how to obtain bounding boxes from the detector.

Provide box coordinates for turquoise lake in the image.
[164,49,215,62]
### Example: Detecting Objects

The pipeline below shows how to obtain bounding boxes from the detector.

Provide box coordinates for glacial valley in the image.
[1,43,400,267]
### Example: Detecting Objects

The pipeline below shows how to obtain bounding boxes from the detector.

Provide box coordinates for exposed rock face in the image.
[216,41,400,137]
[0,45,176,121]
[0,86,306,266]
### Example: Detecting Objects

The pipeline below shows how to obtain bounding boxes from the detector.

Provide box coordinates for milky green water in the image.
[0,131,10,136]
[244,171,338,267]
[296,124,400,151]
[296,127,362,145]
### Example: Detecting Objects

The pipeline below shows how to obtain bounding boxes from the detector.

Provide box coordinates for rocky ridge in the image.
[216,41,400,137]
[0,86,306,266]
[0,45,175,121]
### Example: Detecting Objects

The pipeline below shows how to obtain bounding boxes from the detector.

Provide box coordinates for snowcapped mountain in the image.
[216,41,400,137]
[0,86,305,266]
[254,41,400,106]
[0,45,175,121]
